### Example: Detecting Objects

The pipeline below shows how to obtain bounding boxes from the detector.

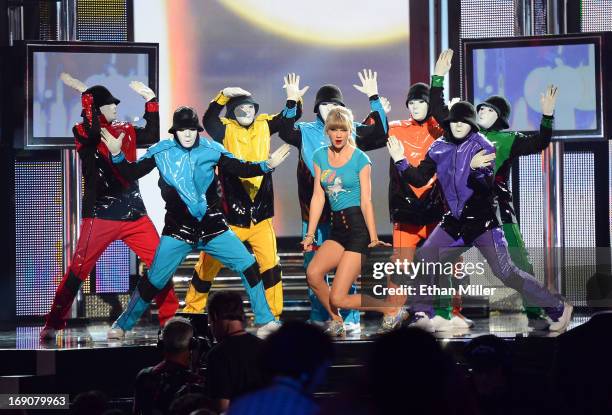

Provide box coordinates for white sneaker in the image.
[344,322,362,334]
[548,302,573,332]
[408,312,435,333]
[431,315,454,332]
[451,313,474,329]
[256,320,282,338]
[39,326,57,340]
[107,325,125,340]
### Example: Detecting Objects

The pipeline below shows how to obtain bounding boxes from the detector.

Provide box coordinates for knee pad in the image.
[137,276,161,303]
[242,263,262,288]
[261,265,282,290]
[190,271,212,293]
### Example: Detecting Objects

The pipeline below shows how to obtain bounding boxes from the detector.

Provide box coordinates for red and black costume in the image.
[43,85,178,331]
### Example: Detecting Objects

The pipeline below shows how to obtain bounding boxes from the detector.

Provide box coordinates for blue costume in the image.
[110,135,275,331]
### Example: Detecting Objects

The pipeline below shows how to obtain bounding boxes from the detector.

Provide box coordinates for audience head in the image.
[367,327,454,414]
[160,316,195,364]
[586,272,612,311]
[261,320,334,392]
[207,291,246,341]
[464,334,511,397]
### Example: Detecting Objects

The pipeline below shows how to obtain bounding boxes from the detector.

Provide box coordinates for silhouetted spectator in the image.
[464,335,512,415]
[552,272,612,415]
[168,393,215,415]
[205,291,265,412]
[71,390,109,415]
[228,321,334,415]
[133,317,205,415]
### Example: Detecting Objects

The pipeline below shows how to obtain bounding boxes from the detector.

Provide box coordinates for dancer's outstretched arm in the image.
[129,81,159,144]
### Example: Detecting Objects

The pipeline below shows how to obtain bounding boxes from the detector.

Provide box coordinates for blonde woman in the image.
[301,107,403,336]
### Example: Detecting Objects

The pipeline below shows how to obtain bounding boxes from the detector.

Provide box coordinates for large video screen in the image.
[18,42,158,149]
[33,51,149,138]
[465,36,602,140]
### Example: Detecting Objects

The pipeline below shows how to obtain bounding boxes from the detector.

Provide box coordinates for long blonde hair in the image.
[324,107,356,146]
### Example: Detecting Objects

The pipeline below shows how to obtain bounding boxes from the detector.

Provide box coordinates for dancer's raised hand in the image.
[60,72,87,93]
[353,68,378,97]
[540,85,559,116]
[433,49,454,77]
[222,87,251,98]
[129,81,156,101]
[283,73,309,101]
[380,96,391,114]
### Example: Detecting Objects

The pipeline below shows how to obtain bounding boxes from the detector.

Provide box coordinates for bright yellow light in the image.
[218,0,408,47]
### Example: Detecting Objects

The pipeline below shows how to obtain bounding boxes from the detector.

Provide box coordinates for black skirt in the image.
[328,206,370,255]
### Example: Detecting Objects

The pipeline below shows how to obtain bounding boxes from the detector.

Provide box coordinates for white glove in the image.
[540,84,558,116]
[353,69,378,97]
[266,144,291,169]
[283,73,309,101]
[60,72,87,93]
[449,97,460,109]
[470,150,495,169]
[386,136,405,163]
[433,49,454,77]
[380,96,391,114]
[129,80,156,101]
[100,128,124,157]
[222,87,251,98]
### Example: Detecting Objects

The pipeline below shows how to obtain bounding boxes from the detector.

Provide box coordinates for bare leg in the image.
[330,251,400,314]
[306,240,344,321]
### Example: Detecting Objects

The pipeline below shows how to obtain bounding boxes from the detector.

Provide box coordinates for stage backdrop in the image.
[134,0,411,237]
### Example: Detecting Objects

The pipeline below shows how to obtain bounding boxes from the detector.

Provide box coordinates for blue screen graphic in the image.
[471,43,597,133]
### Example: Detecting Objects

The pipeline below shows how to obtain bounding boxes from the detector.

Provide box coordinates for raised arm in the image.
[509,85,558,159]
[100,128,157,181]
[129,81,160,144]
[429,49,454,123]
[353,69,389,151]
[268,73,307,134]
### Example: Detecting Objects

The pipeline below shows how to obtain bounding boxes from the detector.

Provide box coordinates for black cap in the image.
[441,101,479,133]
[477,95,511,130]
[314,84,345,113]
[168,106,204,134]
[405,82,430,107]
[83,85,120,108]
[225,95,259,120]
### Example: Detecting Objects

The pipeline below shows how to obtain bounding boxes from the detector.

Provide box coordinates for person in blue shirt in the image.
[99,106,291,339]
[301,107,392,337]
[278,70,389,334]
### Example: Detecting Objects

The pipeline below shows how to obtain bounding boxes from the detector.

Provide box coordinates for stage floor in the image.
[0,311,591,351]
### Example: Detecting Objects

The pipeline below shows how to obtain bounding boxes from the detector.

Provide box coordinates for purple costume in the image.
[395,112,564,320]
